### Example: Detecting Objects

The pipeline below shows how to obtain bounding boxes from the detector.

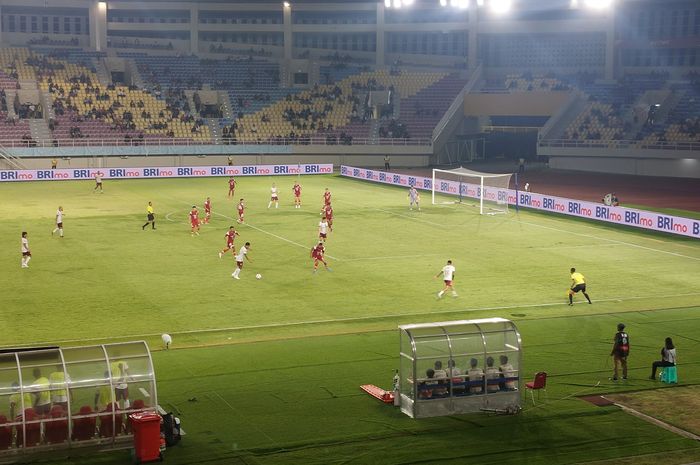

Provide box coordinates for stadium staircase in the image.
[94,59,111,87]
[206,119,221,144]
[28,119,51,143]
[218,90,234,119]
[126,60,146,88]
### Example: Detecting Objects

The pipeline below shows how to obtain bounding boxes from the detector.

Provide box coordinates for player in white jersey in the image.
[268,183,279,209]
[232,242,252,280]
[435,259,457,298]
[21,231,31,268]
[318,218,329,242]
[52,206,64,237]
[408,186,420,211]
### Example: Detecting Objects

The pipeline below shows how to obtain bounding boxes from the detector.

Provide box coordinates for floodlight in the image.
[440,0,448,6]
[404,0,414,5]
[393,0,402,8]
[489,0,512,14]
[570,0,579,8]
[476,0,484,6]
[283,1,290,7]
[385,0,391,7]
[584,0,613,9]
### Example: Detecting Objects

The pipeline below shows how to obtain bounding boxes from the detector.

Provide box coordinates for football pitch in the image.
[1,173,700,465]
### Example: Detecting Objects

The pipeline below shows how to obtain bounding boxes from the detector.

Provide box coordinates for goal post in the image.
[432,167,513,215]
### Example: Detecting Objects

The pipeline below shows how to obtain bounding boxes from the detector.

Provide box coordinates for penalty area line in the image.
[210,210,341,261]
[8,292,700,348]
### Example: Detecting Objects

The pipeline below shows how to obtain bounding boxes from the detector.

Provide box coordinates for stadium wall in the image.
[464,92,571,117]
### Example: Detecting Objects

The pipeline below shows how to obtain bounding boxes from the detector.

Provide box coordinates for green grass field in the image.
[1,174,700,465]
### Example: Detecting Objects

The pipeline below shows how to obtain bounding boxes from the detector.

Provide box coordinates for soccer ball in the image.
[256,273,262,280]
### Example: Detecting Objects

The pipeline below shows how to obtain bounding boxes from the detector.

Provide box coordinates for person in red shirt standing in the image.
[204,197,212,224]
[189,206,200,236]
[219,226,240,258]
[311,241,331,273]
[322,188,332,207]
[227,176,236,199]
[292,181,302,208]
[237,199,245,224]
[323,204,334,231]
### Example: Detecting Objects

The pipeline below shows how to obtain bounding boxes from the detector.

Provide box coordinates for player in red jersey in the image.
[227,177,236,199]
[322,188,332,207]
[311,241,331,273]
[189,206,200,236]
[292,182,302,208]
[204,197,212,224]
[219,226,240,258]
[322,204,334,231]
[237,199,245,223]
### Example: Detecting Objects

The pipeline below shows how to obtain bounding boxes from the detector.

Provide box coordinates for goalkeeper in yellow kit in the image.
[568,267,592,306]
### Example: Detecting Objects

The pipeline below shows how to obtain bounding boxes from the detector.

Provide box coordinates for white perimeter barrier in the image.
[340,165,700,240]
[0,164,333,182]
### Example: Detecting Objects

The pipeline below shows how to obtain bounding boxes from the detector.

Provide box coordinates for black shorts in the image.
[57,222,63,228]
[147,213,154,221]
[22,251,31,257]
[571,284,586,293]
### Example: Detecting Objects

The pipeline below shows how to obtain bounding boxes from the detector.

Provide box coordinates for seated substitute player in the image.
[568,267,592,305]
[228,176,236,199]
[484,357,500,394]
[94,172,103,193]
[447,359,465,396]
[292,181,302,208]
[311,241,331,273]
[52,206,65,237]
[232,242,251,280]
[498,355,518,391]
[237,199,245,224]
[142,201,155,230]
[322,204,334,232]
[219,226,240,258]
[432,361,448,397]
[322,188,332,207]
[419,369,437,400]
[318,218,329,242]
[268,183,279,209]
[21,231,31,268]
[467,358,484,395]
[9,382,33,420]
[189,206,200,236]
[204,197,212,224]
[435,260,457,299]
[408,186,420,211]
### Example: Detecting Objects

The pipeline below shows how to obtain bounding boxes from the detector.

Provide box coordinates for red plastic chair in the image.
[45,405,69,444]
[98,403,124,438]
[16,408,41,447]
[0,415,11,450]
[72,406,96,441]
[525,372,548,405]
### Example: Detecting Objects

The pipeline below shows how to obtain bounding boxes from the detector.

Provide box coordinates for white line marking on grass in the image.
[210,210,341,261]
[8,292,700,348]
[514,218,700,262]
[342,254,442,262]
[213,391,277,444]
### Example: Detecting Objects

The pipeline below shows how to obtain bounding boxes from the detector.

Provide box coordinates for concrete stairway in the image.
[29,118,51,145]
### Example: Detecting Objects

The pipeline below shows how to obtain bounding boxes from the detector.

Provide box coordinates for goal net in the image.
[432,167,513,215]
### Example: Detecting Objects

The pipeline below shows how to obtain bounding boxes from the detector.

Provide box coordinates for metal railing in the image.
[539,138,700,152]
[0,136,432,149]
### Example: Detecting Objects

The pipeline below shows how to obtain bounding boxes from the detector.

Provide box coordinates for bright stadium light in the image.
[570,0,579,8]
[385,0,391,7]
[489,0,512,14]
[584,0,613,9]
[393,0,403,8]
[440,0,448,6]
[283,1,290,7]
[403,0,414,5]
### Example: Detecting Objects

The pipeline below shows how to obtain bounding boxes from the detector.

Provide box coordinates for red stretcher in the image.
[360,384,395,404]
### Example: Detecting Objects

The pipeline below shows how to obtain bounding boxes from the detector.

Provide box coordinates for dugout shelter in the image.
[0,341,157,458]
[398,318,521,418]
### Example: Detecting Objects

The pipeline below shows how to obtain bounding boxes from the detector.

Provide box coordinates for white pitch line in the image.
[342,254,443,262]
[210,210,341,261]
[6,291,700,348]
[514,218,700,262]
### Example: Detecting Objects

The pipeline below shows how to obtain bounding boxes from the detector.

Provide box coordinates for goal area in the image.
[432,167,513,215]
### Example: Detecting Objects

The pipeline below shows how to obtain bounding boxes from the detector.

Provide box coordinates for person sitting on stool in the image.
[650,337,676,380]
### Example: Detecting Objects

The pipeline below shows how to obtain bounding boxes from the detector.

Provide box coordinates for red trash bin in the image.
[129,412,162,463]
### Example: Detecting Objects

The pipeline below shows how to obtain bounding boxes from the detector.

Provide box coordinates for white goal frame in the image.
[432,167,512,215]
